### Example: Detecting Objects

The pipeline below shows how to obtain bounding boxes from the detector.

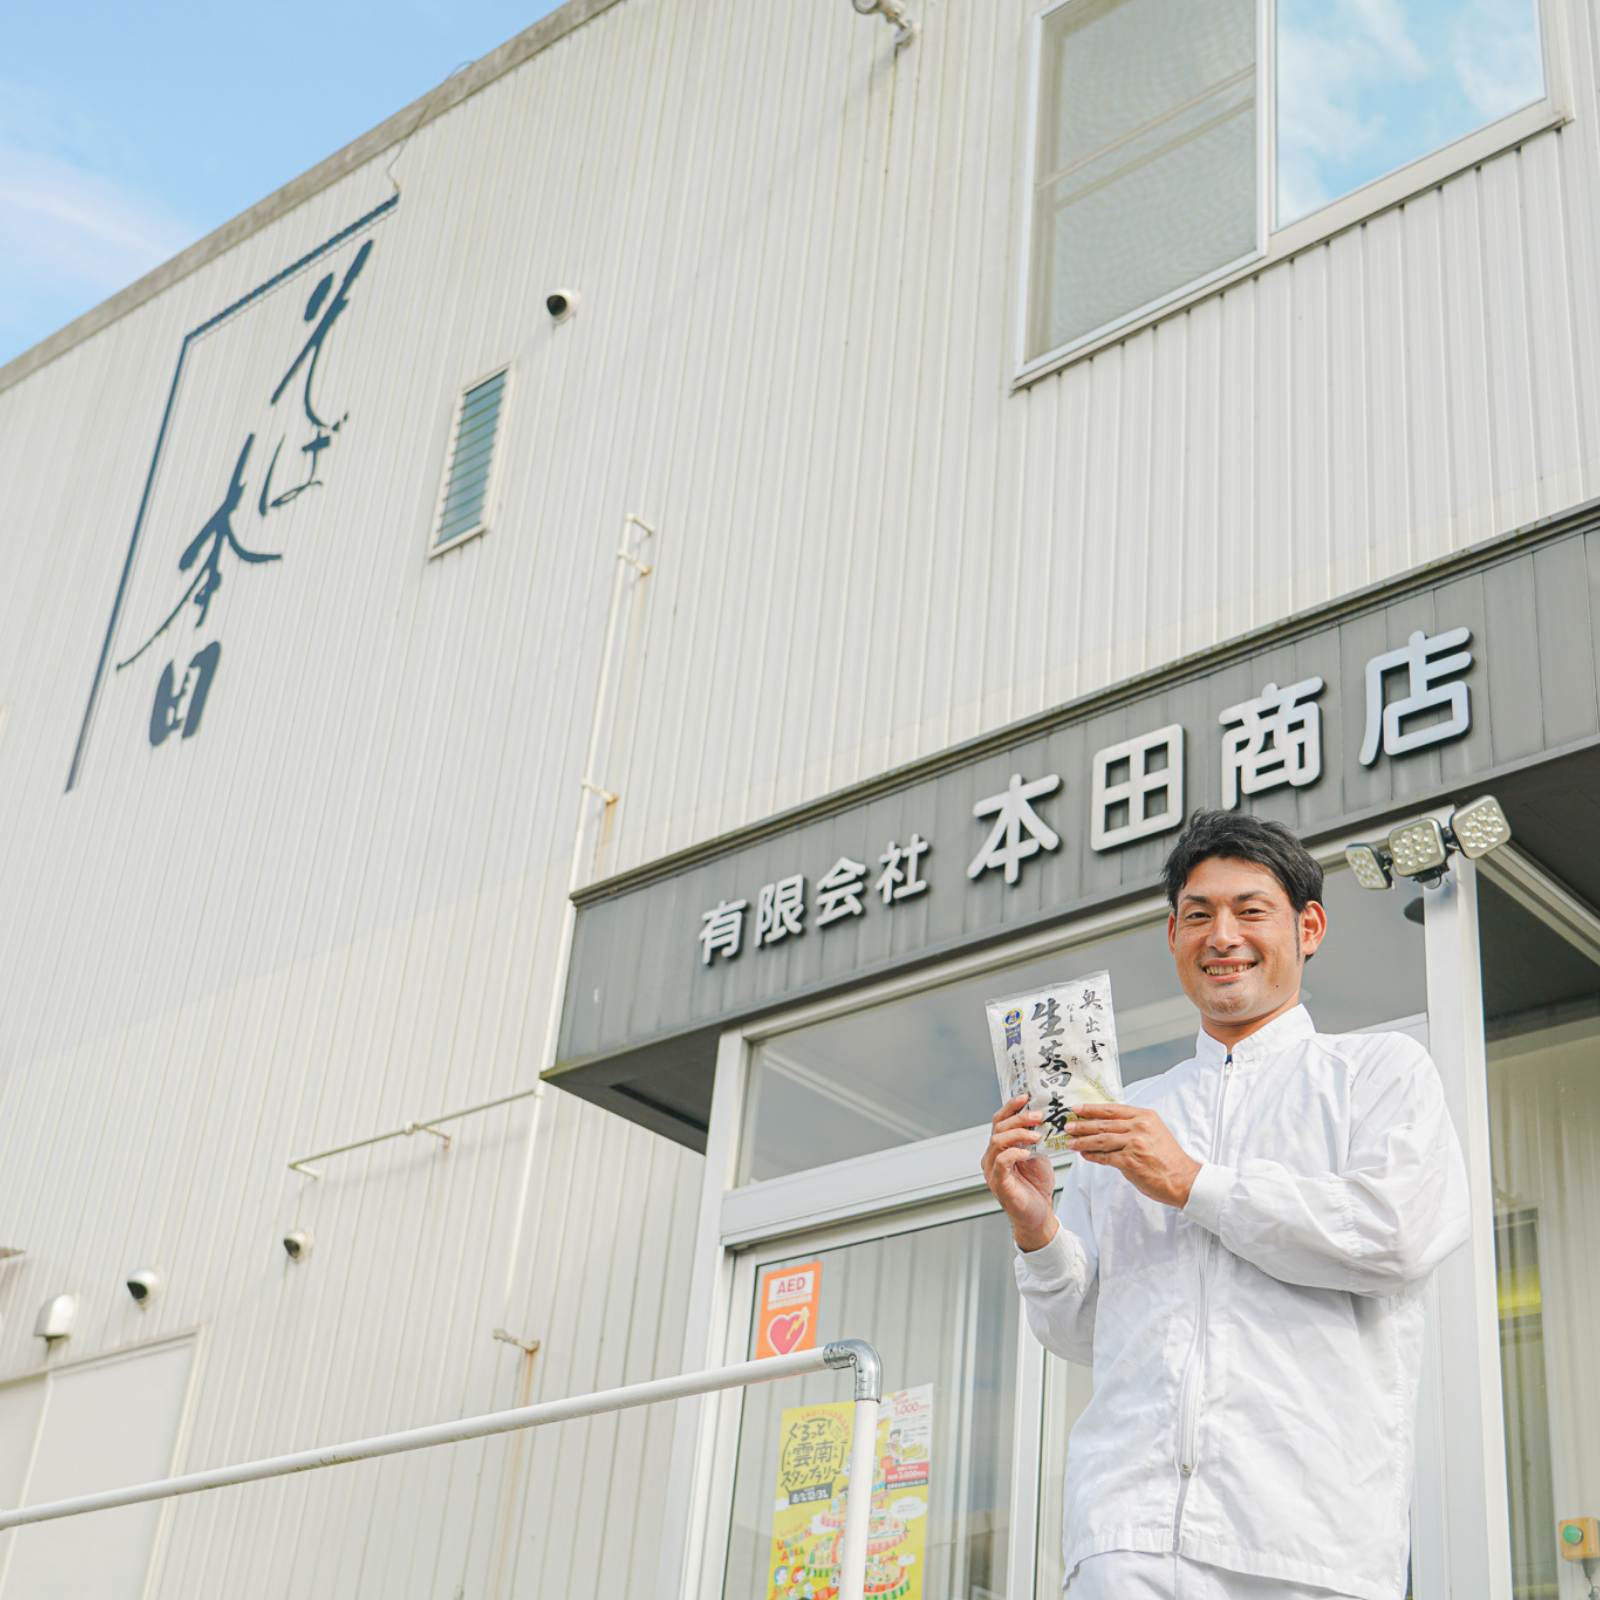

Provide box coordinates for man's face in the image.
[1167,856,1326,1037]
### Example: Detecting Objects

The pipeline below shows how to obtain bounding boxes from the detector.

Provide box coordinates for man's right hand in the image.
[981,1094,1059,1253]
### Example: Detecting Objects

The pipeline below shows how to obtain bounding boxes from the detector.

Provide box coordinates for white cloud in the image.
[1450,0,1545,120]
[0,81,196,360]
[1274,0,1542,226]
[1344,0,1427,79]
[0,150,194,293]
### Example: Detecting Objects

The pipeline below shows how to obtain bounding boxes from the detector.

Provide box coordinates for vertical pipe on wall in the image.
[488,513,655,1600]
[496,512,656,1324]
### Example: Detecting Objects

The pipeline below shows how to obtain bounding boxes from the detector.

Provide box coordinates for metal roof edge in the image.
[0,0,626,398]
[573,496,1600,907]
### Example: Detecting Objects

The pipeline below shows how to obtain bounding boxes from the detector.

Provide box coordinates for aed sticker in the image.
[757,1260,822,1358]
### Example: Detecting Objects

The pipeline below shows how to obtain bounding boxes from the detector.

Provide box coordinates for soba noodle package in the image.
[984,970,1123,1160]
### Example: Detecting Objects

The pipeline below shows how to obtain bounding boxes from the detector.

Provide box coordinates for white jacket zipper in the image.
[1174,1052,1234,1524]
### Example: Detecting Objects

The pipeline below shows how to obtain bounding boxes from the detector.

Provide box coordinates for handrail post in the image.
[824,1340,883,1600]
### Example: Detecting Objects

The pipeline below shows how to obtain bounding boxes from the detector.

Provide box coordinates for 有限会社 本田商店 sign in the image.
[551,520,1600,1143]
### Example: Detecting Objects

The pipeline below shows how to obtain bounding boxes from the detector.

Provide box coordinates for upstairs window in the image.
[1020,0,1552,373]
[431,368,507,555]
[1026,0,1258,364]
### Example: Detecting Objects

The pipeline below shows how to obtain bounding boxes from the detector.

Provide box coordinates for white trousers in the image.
[1065,1551,1363,1599]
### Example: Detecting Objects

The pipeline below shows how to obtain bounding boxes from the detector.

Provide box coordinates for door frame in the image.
[655,830,1516,1600]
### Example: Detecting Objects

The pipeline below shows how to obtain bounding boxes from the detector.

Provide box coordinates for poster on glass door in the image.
[765,1385,931,1600]
[757,1260,822,1358]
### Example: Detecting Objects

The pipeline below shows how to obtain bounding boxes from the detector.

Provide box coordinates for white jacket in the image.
[1016,1005,1470,1600]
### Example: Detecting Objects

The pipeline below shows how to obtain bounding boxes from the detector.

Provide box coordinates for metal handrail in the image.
[288,1086,540,1176]
[0,1339,884,1600]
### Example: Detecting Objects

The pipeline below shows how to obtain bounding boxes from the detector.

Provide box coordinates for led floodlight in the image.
[1345,843,1393,891]
[1387,817,1449,881]
[1449,794,1512,858]
[1345,793,1511,894]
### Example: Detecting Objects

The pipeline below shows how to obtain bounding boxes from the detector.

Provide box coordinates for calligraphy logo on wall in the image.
[65,196,398,791]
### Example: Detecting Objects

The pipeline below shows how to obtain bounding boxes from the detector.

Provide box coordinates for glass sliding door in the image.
[1479,864,1600,1600]
[723,1210,1020,1600]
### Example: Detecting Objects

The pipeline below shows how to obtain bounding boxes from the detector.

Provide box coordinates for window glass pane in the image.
[1276,0,1545,227]
[1027,0,1257,360]
[742,916,1183,1184]
[723,1213,1018,1600]
[741,865,1426,1184]
[1481,872,1600,1600]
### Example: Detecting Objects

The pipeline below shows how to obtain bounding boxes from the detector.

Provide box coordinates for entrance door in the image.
[724,1209,1020,1600]
[678,851,1436,1600]
[1476,854,1600,1600]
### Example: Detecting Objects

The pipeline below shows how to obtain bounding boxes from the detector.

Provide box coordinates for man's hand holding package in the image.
[981,1093,1061,1252]
[1066,1102,1202,1210]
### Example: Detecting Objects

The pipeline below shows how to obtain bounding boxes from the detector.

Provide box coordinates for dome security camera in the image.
[126,1267,164,1307]
[283,1230,314,1262]
[545,288,579,322]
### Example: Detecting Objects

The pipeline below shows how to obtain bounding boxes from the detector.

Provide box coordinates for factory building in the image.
[0,0,1595,1595]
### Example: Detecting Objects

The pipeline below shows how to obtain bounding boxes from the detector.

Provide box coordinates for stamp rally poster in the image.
[765,1384,932,1600]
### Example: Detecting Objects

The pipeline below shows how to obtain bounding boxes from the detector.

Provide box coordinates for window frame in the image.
[1013,0,1569,386]
[427,363,511,559]
[699,1190,1014,1600]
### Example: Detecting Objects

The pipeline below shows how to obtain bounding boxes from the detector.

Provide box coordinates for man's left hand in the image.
[1066,1103,1202,1209]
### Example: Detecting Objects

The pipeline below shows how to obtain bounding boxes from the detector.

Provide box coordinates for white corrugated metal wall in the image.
[0,0,1597,1592]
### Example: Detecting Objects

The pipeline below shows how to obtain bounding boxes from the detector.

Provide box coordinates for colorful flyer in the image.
[757,1260,822,1358]
[765,1385,931,1600]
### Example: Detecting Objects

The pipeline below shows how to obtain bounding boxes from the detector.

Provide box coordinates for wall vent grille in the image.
[435,369,506,550]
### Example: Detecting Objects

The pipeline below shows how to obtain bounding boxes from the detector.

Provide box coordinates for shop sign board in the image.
[694,626,1474,967]
[555,525,1600,1140]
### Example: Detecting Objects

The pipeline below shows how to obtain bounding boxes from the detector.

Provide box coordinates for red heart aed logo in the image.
[767,1307,810,1355]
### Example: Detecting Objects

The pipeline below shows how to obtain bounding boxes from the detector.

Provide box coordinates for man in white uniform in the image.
[982,811,1470,1600]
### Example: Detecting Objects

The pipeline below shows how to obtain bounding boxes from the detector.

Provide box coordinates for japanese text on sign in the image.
[696,628,1477,960]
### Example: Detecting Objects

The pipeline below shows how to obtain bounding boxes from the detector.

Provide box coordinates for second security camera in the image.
[126,1267,164,1307]
[283,1230,314,1262]
[546,288,579,322]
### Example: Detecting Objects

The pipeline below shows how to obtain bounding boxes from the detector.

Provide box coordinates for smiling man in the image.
[981,810,1470,1600]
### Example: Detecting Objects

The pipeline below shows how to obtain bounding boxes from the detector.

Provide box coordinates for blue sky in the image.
[2,0,1550,368]
[0,1,566,368]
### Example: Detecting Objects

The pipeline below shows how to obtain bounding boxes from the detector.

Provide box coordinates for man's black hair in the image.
[1162,810,1324,915]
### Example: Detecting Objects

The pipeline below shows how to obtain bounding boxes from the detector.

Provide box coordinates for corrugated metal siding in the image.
[0,0,1597,1592]
[590,0,1600,874]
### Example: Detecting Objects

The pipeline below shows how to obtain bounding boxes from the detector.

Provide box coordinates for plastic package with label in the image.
[985,969,1123,1159]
